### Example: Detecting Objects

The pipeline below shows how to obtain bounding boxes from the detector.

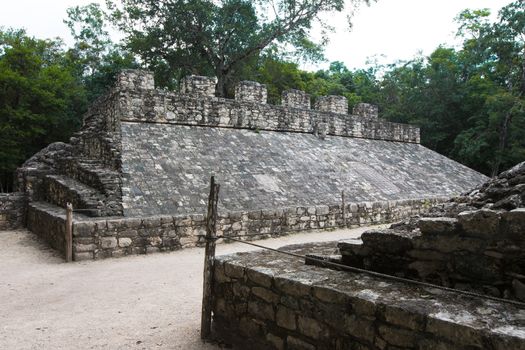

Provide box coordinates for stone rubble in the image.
[338,161,525,301]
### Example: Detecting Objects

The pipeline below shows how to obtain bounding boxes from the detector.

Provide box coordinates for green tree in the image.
[107,0,372,96]
[0,29,86,191]
[65,3,138,102]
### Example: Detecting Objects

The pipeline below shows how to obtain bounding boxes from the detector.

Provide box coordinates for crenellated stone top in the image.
[180,75,217,97]
[235,81,268,104]
[110,69,420,143]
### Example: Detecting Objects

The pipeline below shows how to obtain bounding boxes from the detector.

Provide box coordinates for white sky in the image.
[0,0,513,71]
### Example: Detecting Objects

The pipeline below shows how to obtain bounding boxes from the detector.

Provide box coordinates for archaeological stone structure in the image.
[3,69,487,260]
[211,162,525,349]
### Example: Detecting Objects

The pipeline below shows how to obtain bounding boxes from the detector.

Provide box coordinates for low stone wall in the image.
[0,192,27,230]
[73,197,445,260]
[27,197,446,260]
[26,202,66,255]
[212,242,525,349]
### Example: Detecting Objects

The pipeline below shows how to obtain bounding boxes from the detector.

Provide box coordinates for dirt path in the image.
[0,227,375,350]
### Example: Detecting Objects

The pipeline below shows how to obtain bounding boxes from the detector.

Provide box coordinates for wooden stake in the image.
[201,176,220,340]
[65,202,73,262]
[341,190,346,228]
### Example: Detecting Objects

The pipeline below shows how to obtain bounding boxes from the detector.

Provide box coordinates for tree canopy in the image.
[106,0,372,95]
[0,29,86,191]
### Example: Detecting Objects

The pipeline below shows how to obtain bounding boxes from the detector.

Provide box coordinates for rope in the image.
[207,234,525,308]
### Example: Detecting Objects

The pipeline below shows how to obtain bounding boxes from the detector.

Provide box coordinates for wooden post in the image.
[201,176,220,340]
[65,202,73,262]
[341,190,346,228]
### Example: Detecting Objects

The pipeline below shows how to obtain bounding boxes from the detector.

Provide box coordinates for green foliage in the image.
[65,3,138,102]
[0,29,86,191]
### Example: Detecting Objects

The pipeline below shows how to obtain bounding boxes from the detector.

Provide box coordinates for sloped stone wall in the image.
[0,192,27,230]
[212,242,525,349]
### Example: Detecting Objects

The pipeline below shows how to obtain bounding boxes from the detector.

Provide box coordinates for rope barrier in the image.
[207,234,525,308]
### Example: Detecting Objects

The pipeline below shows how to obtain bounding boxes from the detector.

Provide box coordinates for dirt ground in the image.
[0,227,374,350]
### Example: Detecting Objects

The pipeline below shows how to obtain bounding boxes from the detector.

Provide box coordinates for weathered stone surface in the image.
[286,336,315,350]
[0,192,27,230]
[276,306,297,331]
[458,209,501,238]
[418,217,458,235]
[361,229,418,254]
[212,243,525,350]
[503,208,525,240]
[100,237,117,249]
[118,237,132,247]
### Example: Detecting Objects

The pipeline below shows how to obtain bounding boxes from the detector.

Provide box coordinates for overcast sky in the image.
[0,0,512,71]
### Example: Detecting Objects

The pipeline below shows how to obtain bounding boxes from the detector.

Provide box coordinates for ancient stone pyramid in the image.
[16,69,487,259]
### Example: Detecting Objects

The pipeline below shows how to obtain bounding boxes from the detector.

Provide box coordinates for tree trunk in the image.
[215,61,228,97]
[491,110,513,177]
[215,73,227,97]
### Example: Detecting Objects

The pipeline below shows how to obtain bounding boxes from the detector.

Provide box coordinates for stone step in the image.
[42,174,105,216]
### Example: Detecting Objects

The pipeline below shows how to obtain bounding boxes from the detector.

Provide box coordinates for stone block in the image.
[117,69,154,90]
[353,103,379,120]
[225,263,245,279]
[100,237,117,249]
[235,81,267,103]
[248,300,275,321]
[266,333,284,350]
[73,243,96,253]
[286,336,315,350]
[239,316,265,337]
[297,316,325,340]
[312,286,348,304]
[378,324,417,348]
[274,277,311,297]
[73,221,96,237]
[252,287,279,304]
[361,229,417,254]
[418,217,458,235]
[344,315,375,343]
[118,237,132,247]
[276,306,296,330]
[247,268,273,288]
[282,89,310,109]
[180,75,216,97]
[315,95,348,114]
[502,208,525,240]
[426,318,483,347]
[457,209,501,238]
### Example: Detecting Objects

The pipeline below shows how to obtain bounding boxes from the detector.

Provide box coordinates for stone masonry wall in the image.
[212,242,525,350]
[26,202,66,255]
[117,71,420,143]
[0,192,27,230]
[31,197,447,260]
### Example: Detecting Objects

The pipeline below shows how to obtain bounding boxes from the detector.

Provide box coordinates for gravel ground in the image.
[0,227,374,350]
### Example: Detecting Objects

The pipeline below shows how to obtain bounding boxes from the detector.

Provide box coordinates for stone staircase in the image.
[42,174,105,216]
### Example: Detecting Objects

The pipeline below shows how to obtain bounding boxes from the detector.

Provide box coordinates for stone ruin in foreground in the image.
[212,162,525,349]
[0,69,487,260]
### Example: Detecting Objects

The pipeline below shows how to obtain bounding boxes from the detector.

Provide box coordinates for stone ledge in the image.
[212,242,525,350]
